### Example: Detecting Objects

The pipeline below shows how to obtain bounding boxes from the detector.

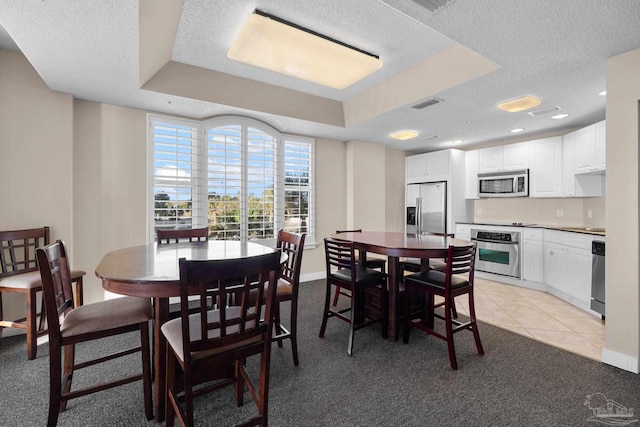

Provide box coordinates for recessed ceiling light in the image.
[228,10,383,90]
[551,113,570,119]
[599,90,607,96]
[390,130,420,140]
[510,128,525,133]
[452,140,463,144]
[497,96,541,112]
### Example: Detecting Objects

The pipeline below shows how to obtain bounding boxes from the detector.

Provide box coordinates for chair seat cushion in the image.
[404,270,469,291]
[0,269,86,290]
[246,278,293,305]
[161,307,262,362]
[61,296,152,338]
[331,267,386,285]
[365,258,386,267]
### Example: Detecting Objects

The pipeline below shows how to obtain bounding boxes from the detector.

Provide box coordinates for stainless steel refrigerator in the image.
[405,181,447,234]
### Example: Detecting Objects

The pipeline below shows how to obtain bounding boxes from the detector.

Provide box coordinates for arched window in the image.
[149,115,314,244]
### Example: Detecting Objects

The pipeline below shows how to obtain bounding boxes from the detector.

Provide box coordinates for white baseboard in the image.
[601,348,639,373]
[300,271,325,283]
[1,328,24,338]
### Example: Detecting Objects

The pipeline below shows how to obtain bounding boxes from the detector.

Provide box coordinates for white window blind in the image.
[282,136,314,236]
[207,123,242,240]
[148,115,314,244]
[151,119,202,231]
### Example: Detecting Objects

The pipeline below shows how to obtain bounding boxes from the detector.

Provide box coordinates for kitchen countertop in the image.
[457,222,606,236]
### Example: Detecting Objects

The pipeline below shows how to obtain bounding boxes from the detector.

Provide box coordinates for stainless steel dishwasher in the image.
[591,241,605,319]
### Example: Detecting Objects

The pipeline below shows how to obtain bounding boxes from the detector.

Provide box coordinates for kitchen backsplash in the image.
[473,196,605,227]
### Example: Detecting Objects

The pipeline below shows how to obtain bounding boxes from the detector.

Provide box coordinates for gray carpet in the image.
[1,279,639,426]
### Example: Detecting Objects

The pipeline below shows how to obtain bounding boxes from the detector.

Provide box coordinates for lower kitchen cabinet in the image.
[566,247,592,302]
[544,230,594,309]
[522,229,544,282]
[544,241,567,290]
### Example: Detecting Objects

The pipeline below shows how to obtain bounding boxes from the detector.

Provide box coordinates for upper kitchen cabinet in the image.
[465,150,479,199]
[530,136,563,198]
[562,130,603,197]
[574,120,606,174]
[405,149,452,183]
[477,142,529,173]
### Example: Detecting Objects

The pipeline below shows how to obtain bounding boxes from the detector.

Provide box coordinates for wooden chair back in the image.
[156,227,209,244]
[0,226,49,278]
[177,250,281,364]
[443,243,477,290]
[324,238,357,283]
[35,241,75,336]
[277,230,305,288]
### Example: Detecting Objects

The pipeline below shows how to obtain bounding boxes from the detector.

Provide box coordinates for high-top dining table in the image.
[330,231,472,341]
[95,240,283,422]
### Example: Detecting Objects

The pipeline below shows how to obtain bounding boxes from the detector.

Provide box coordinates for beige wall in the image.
[385,148,406,232]
[346,140,386,231]
[603,48,640,372]
[0,50,74,324]
[73,101,148,302]
[473,196,606,228]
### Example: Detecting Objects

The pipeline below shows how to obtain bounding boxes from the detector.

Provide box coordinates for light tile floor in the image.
[454,278,605,361]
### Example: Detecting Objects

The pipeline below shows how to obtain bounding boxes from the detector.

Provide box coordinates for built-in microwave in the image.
[478,169,529,198]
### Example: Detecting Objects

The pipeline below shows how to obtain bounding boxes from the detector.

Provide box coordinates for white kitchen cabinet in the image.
[562,131,603,197]
[562,131,576,197]
[574,120,605,174]
[522,228,544,282]
[477,142,529,174]
[566,247,593,302]
[405,150,450,183]
[478,146,503,173]
[530,137,563,198]
[406,154,428,181]
[595,120,606,171]
[465,150,479,199]
[544,241,566,290]
[502,142,530,170]
[544,230,594,308]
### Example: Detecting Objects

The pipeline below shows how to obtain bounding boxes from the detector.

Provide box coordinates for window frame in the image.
[147,114,315,246]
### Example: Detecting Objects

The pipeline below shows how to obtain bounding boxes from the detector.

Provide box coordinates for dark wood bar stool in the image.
[320,238,388,356]
[402,242,484,370]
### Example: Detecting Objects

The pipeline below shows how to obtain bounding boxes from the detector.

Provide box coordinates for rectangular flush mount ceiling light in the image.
[390,130,420,140]
[227,10,383,90]
[497,96,541,112]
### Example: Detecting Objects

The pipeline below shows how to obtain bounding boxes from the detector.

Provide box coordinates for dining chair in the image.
[320,238,388,356]
[156,227,211,318]
[402,242,484,370]
[399,231,458,318]
[399,231,456,273]
[161,250,281,427]
[331,229,386,306]
[270,230,306,366]
[156,227,209,244]
[36,240,153,426]
[0,227,85,360]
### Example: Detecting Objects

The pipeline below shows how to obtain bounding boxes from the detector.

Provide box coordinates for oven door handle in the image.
[471,237,518,245]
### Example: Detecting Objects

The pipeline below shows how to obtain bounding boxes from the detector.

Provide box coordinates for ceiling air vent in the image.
[411,0,456,14]
[411,97,443,110]
[527,106,562,117]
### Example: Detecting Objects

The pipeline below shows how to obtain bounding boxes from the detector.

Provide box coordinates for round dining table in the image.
[95,240,282,422]
[330,231,472,341]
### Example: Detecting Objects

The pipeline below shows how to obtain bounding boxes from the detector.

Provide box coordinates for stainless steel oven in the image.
[471,229,521,278]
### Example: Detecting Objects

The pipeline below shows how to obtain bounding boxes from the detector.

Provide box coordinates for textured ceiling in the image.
[0,0,639,153]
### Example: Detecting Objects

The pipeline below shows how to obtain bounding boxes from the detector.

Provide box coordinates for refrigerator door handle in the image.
[415,197,422,234]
